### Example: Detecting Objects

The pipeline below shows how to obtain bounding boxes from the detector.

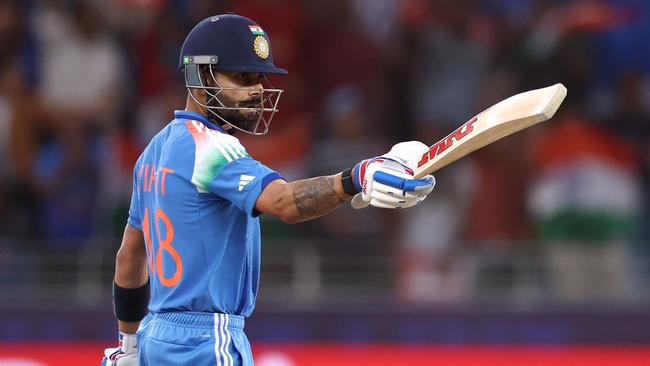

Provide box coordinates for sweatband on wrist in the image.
[352,161,364,193]
[341,166,359,196]
[113,280,150,322]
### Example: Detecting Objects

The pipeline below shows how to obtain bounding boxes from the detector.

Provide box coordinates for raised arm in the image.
[255,173,350,224]
[255,141,437,223]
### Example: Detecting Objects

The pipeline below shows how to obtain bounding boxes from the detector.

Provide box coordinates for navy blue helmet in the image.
[180,14,286,135]
[179,13,287,74]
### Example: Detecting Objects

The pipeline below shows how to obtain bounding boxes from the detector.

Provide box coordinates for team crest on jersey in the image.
[253,36,269,59]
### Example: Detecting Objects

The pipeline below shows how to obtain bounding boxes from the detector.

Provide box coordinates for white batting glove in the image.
[101,332,138,366]
[350,141,435,209]
[385,141,433,170]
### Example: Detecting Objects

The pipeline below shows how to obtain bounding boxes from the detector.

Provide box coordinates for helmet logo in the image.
[253,36,270,59]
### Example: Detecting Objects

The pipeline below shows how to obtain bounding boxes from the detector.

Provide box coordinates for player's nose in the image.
[248,83,263,94]
[247,73,265,95]
[247,85,263,101]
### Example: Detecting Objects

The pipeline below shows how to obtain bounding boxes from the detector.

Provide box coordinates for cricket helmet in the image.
[179,13,286,135]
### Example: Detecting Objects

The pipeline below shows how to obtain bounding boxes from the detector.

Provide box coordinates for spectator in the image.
[0,0,39,236]
[606,72,650,244]
[29,0,125,239]
[406,0,491,134]
[527,108,642,303]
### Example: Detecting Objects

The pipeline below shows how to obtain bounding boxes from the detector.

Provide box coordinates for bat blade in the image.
[414,83,567,178]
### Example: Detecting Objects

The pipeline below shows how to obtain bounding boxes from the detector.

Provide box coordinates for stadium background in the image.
[0,0,649,364]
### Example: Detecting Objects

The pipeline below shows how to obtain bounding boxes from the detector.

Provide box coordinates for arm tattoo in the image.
[292,176,344,221]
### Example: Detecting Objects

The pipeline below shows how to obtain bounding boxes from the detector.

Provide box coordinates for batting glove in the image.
[101,332,138,366]
[350,141,435,209]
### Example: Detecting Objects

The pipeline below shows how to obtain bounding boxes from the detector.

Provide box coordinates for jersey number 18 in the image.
[142,207,184,287]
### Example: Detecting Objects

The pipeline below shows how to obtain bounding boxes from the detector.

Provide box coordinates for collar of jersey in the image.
[174,110,225,133]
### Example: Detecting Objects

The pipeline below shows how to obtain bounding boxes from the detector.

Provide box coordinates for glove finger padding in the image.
[401,176,435,200]
[396,190,430,203]
[354,179,430,209]
[370,198,405,209]
[351,142,436,210]
[351,178,410,209]
[370,194,419,209]
[365,173,433,209]
[370,190,409,206]
[354,162,410,209]
[370,181,409,197]
[402,175,435,192]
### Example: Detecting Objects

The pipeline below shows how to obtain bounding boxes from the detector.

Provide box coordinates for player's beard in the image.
[209,92,262,133]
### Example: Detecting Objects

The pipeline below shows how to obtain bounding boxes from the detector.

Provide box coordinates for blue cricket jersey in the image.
[127,110,282,317]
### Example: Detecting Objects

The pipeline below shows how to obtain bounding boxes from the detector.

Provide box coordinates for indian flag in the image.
[249,25,265,35]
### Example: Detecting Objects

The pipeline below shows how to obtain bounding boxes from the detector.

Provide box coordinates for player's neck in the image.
[184,93,232,133]
[185,94,208,118]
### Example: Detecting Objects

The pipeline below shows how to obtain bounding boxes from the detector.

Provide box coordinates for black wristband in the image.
[341,167,358,196]
[113,280,150,322]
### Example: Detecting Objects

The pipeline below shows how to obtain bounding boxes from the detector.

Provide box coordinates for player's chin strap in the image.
[185,63,283,135]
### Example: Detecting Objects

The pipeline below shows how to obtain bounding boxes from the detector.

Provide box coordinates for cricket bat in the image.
[413,83,567,178]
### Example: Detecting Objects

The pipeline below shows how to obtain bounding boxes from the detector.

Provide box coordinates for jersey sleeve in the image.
[186,121,284,216]
[209,158,283,216]
[127,158,143,230]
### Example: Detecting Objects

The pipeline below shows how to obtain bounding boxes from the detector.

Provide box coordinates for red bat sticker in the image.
[417,116,478,168]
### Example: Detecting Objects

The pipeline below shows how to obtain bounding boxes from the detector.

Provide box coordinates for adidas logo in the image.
[238,175,255,191]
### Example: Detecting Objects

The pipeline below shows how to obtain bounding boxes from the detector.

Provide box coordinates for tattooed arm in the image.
[255,173,352,224]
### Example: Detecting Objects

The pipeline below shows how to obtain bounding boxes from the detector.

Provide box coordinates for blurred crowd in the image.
[0,0,649,305]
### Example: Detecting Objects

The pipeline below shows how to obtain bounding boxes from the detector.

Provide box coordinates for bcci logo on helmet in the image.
[253,36,269,59]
